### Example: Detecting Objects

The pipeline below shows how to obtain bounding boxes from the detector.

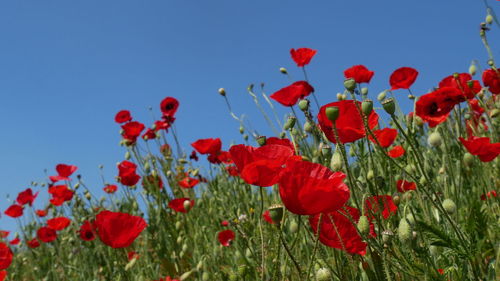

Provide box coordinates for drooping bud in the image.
[463,152,474,167]
[279,67,288,74]
[325,106,340,122]
[361,99,373,115]
[427,132,442,147]
[279,132,286,139]
[183,200,192,212]
[239,126,244,134]
[361,87,368,96]
[377,90,387,101]
[357,215,370,235]
[256,136,266,146]
[382,98,396,115]
[469,63,477,76]
[298,99,309,111]
[344,78,357,92]
[330,151,343,171]
[268,204,284,225]
[442,199,456,214]
[398,219,412,243]
[366,169,374,180]
[315,268,332,281]
[283,117,297,131]
[218,88,226,96]
[336,93,344,100]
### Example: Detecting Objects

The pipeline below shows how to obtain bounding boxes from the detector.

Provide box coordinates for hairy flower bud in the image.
[298,99,309,111]
[428,132,442,147]
[316,268,332,281]
[398,219,412,243]
[442,199,456,214]
[357,215,370,235]
[377,91,387,101]
[283,117,296,131]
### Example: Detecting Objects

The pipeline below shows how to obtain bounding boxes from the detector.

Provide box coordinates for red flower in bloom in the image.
[128,251,139,261]
[118,161,141,186]
[396,180,416,193]
[310,206,373,255]
[16,188,38,206]
[368,128,398,148]
[4,205,23,218]
[154,120,171,132]
[78,221,96,241]
[226,165,239,176]
[178,176,200,189]
[482,68,500,95]
[0,270,6,281]
[318,100,379,144]
[49,164,78,182]
[290,47,317,67]
[262,210,274,224]
[0,232,8,239]
[266,137,296,153]
[278,159,350,215]
[160,97,179,118]
[364,195,398,219]
[387,145,405,158]
[437,269,445,275]
[344,65,374,83]
[103,184,118,194]
[439,73,481,100]
[270,81,314,107]
[481,190,497,200]
[218,229,235,246]
[0,243,13,270]
[390,67,419,90]
[122,121,145,144]
[115,110,132,123]
[415,87,463,127]
[229,143,296,187]
[26,238,40,248]
[142,128,156,140]
[9,238,20,245]
[168,198,195,213]
[36,210,47,217]
[47,217,71,231]
[37,227,57,243]
[191,138,222,155]
[94,210,147,248]
[221,220,229,226]
[48,185,74,206]
[459,136,500,162]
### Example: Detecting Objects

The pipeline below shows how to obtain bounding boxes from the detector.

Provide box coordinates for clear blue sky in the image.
[0,1,498,232]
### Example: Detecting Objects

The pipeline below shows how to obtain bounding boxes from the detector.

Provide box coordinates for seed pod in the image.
[357,215,370,235]
[268,204,284,224]
[325,106,340,122]
[382,98,396,115]
[398,219,412,243]
[442,199,456,214]
[427,132,442,147]
[316,268,332,281]
[362,99,373,115]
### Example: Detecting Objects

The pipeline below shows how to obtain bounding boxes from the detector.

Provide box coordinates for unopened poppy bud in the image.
[486,14,493,25]
[366,169,374,180]
[330,151,343,171]
[428,132,442,147]
[382,98,396,115]
[325,106,340,122]
[283,117,297,130]
[298,99,309,111]
[84,191,91,200]
[344,78,357,92]
[419,176,427,185]
[183,200,192,212]
[453,72,460,79]
[243,134,248,141]
[377,91,387,101]
[393,195,400,205]
[176,236,182,244]
[487,59,494,67]
[361,99,373,115]
[469,63,477,76]
[361,87,368,96]
[245,248,252,259]
[442,199,456,214]
[316,268,332,281]
[144,162,150,173]
[357,215,370,235]
[268,204,284,224]
[175,221,182,230]
[279,132,286,138]
[342,94,347,100]
[349,146,356,157]
[239,126,244,134]
[218,88,226,96]
[125,151,131,160]
[398,219,412,243]
[408,94,415,100]
[289,219,299,233]
[463,152,474,166]
[429,245,439,256]
[415,116,424,127]
[337,93,344,100]
[304,121,313,133]
[405,213,416,226]
[464,113,472,120]
[280,67,288,74]
[202,272,210,281]
[74,183,80,190]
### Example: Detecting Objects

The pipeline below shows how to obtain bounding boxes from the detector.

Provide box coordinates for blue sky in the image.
[0,0,498,233]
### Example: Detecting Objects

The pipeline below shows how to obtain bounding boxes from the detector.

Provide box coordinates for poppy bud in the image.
[393,195,401,205]
[325,106,340,122]
[405,213,416,226]
[344,78,357,92]
[408,94,415,100]
[125,151,131,160]
[239,126,244,134]
[144,162,150,173]
[304,121,313,133]
[175,221,182,230]
[357,215,370,235]
[316,268,332,281]
[427,132,442,147]
[279,67,288,74]
[486,14,493,25]
[382,98,396,115]
[289,219,299,233]
[245,248,252,259]
[74,183,80,190]
[468,63,477,76]
[84,191,91,200]
[398,219,412,243]
[361,87,368,96]
[279,132,286,139]
[361,99,373,115]
[243,134,248,141]
[419,176,427,185]
[283,117,297,131]
[377,91,387,101]
[183,200,192,212]
[415,116,424,127]
[298,99,309,111]
[336,93,344,100]
[463,153,474,167]
[268,204,284,224]
[442,199,456,214]
[202,272,210,281]
[366,169,374,180]
[218,88,226,96]
[330,151,343,171]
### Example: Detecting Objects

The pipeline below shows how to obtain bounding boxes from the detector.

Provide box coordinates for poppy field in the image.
[1,9,500,281]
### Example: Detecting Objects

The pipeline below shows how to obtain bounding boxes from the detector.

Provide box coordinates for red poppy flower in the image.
[221,220,229,227]
[49,164,78,182]
[390,67,419,90]
[118,161,141,186]
[0,232,7,239]
[122,121,145,144]
[36,210,47,217]
[481,190,497,200]
[368,128,398,148]
[115,110,132,123]
[103,184,118,194]
[154,120,170,133]
[142,128,157,140]
[318,100,379,144]
[262,210,274,224]
[160,97,180,118]
[0,243,13,270]
[168,198,195,213]
[344,65,374,83]
[0,270,6,281]
[16,188,38,206]
[189,150,199,161]
[437,269,445,275]
[309,206,372,255]
[364,195,398,219]
[459,136,500,162]
[94,210,147,248]
[9,238,20,245]
[396,180,416,193]
[415,87,463,127]
[191,138,222,155]
[47,217,71,231]
[178,176,200,189]
[48,185,74,206]
[279,159,350,215]
[270,81,314,107]
[482,69,500,95]
[290,47,317,67]
[78,221,96,241]
[128,251,139,261]
[439,73,481,100]
[266,137,296,153]
[4,205,23,218]
[218,230,235,247]
[26,238,40,248]
[37,227,57,243]
[225,165,239,176]
[229,143,296,187]
[387,145,405,158]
